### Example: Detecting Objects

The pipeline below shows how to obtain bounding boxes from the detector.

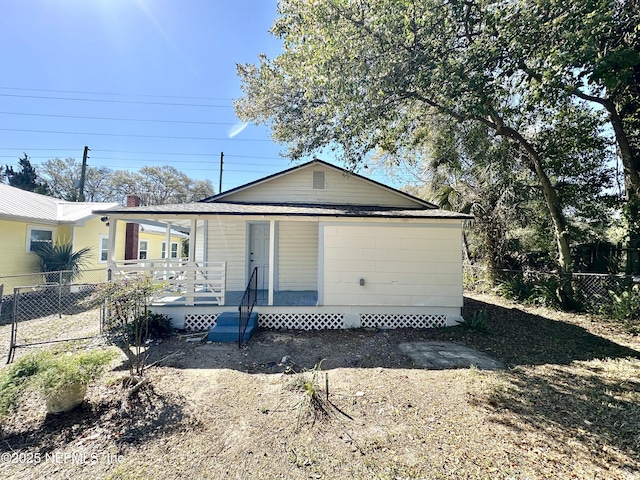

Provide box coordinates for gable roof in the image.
[0,183,119,224]
[201,159,437,209]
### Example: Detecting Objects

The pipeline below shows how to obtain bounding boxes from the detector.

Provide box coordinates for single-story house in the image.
[94,159,472,331]
[0,184,184,289]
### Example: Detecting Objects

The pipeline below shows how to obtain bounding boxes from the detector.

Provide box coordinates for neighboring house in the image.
[0,184,184,289]
[95,159,472,331]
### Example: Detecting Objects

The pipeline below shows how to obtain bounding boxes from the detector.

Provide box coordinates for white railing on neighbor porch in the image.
[107,259,226,306]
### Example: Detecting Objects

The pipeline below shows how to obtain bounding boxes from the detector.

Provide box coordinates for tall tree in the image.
[497,0,640,255]
[108,166,215,205]
[39,157,113,202]
[236,0,612,273]
[3,154,49,194]
[38,158,215,205]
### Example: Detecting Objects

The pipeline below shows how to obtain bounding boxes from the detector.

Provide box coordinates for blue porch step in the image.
[207,311,258,343]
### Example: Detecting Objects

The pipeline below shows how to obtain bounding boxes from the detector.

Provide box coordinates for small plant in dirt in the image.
[0,348,115,416]
[94,275,168,414]
[457,309,490,332]
[289,361,331,429]
[96,275,167,376]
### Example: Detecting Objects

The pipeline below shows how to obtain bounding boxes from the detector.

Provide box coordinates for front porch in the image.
[153,289,318,307]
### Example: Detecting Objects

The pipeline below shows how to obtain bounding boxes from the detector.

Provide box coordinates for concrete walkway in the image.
[399,341,504,370]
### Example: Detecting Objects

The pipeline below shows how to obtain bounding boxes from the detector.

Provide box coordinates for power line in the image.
[225,154,287,161]
[0,111,239,126]
[0,128,272,142]
[0,93,233,108]
[0,149,289,162]
[0,147,80,151]
[95,149,216,156]
[0,86,234,102]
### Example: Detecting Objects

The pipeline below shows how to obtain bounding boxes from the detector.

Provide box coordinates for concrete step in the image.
[207,311,258,343]
[215,311,258,328]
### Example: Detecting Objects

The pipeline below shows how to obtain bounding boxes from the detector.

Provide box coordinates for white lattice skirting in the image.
[259,313,344,330]
[184,313,219,331]
[183,312,448,331]
[360,314,447,329]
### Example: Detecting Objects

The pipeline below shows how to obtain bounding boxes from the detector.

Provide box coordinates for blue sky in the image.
[0,0,401,193]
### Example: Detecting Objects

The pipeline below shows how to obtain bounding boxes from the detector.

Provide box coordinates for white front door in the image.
[249,223,270,290]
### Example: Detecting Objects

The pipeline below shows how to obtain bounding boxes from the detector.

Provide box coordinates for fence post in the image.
[7,287,20,364]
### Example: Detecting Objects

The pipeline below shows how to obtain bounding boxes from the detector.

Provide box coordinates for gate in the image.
[4,276,103,364]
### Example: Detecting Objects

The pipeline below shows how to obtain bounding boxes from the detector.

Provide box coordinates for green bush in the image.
[124,311,174,342]
[0,348,116,416]
[32,241,92,283]
[527,277,561,309]
[457,309,490,332]
[603,285,640,323]
[96,275,168,375]
[494,277,532,302]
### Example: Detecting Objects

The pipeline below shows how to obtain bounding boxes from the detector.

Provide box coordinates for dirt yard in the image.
[1,293,639,479]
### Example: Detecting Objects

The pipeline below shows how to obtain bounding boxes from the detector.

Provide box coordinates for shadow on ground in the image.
[0,383,193,453]
[471,361,640,474]
[145,296,639,374]
[460,297,639,366]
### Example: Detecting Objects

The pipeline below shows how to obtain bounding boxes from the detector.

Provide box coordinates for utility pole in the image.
[78,146,90,202]
[219,151,224,194]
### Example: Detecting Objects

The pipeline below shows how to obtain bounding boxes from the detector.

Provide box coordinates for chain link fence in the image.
[1,269,108,363]
[464,264,638,312]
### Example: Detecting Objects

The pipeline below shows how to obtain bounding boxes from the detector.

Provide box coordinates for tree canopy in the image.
[2,154,50,194]
[7,156,214,206]
[236,0,628,274]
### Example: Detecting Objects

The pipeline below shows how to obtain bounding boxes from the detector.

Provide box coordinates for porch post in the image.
[164,222,172,264]
[186,219,197,305]
[107,218,117,281]
[202,220,208,263]
[268,220,276,306]
[188,219,197,263]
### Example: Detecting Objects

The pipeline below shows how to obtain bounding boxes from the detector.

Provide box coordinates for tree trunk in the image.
[491,120,573,274]
[610,94,640,273]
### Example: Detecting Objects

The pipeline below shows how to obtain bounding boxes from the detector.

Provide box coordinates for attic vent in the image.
[312,170,325,190]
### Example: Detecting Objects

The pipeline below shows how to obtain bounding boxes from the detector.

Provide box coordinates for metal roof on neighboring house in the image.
[0,183,119,224]
[94,201,473,219]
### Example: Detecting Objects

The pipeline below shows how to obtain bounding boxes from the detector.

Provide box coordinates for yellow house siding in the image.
[278,221,318,290]
[322,222,463,307]
[138,230,185,260]
[72,217,111,270]
[222,164,421,208]
[56,225,73,244]
[0,219,40,275]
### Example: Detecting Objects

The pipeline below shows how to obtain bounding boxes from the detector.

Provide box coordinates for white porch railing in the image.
[107,259,226,306]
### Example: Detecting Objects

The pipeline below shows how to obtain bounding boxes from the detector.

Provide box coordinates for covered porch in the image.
[103,213,320,308]
[152,289,318,307]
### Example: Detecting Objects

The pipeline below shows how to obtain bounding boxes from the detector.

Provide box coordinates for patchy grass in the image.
[0,292,639,479]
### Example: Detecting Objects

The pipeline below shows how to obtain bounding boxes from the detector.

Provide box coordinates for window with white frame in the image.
[161,241,179,259]
[139,240,148,260]
[99,235,109,263]
[27,226,54,252]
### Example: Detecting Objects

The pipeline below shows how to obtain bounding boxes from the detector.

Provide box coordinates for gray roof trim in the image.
[201,159,437,209]
[93,202,472,220]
